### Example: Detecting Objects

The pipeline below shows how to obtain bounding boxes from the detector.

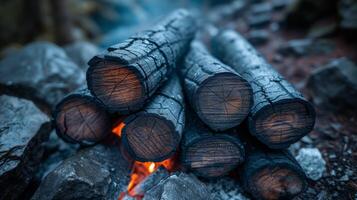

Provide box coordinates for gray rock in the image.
[272,0,292,10]
[247,30,269,46]
[0,95,52,200]
[0,41,85,108]
[295,148,326,181]
[143,173,211,200]
[64,41,100,71]
[32,143,131,200]
[339,0,357,30]
[206,177,250,200]
[277,39,335,57]
[250,2,273,15]
[132,167,170,196]
[307,58,357,110]
[308,22,337,38]
[36,131,80,180]
[247,13,271,28]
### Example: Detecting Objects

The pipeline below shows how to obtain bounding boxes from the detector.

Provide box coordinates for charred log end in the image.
[54,95,111,145]
[87,60,145,113]
[196,72,252,131]
[250,99,315,148]
[122,113,180,162]
[182,136,244,178]
[250,166,306,200]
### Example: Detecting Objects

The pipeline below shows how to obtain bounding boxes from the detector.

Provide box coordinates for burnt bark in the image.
[121,74,185,162]
[86,9,196,114]
[181,41,252,131]
[0,41,85,114]
[31,142,132,200]
[53,88,112,146]
[212,30,315,149]
[239,142,307,200]
[0,95,52,200]
[180,111,245,178]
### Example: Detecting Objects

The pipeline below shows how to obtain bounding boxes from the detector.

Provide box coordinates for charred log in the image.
[86,9,196,114]
[180,111,244,178]
[53,88,112,146]
[239,142,307,200]
[212,30,315,149]
[0,95,52,200]
[121,75,185,162]
[181,41,252,131]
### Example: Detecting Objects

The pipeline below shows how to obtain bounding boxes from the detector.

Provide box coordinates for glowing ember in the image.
[126,157,176,197]
[113,121,177,199]
[113,122,125,137]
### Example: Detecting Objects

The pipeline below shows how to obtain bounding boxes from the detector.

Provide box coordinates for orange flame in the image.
[126,157,176,197]
[113,120,178,200]
[113,122,125,137]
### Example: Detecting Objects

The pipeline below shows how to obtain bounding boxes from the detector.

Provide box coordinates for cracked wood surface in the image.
[181,41,252,131]
[212,30,315,149]
[239,140,307,200]
[180,110,244,178]
[87,9,196,114]
[53,88,111,146]
[121,74,185,162]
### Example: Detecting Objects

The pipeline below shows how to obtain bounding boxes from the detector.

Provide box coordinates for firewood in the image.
[121,75,185,162]
[239,142,307,200]
[53,88,111,145]
[181,41,252,131]
[180,111,245,178]
[86,9,196,114]
[212,30,315,149]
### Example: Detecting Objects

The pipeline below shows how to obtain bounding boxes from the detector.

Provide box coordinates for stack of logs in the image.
[53,9,315,200]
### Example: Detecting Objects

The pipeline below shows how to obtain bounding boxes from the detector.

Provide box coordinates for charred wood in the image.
[212,30,315,149]
[181,41,252,131]
[53,88,112,146]
[121,75,185,162]
[86,9,196,114]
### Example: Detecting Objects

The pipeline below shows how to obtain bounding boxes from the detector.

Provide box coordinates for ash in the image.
[206,177,250,200]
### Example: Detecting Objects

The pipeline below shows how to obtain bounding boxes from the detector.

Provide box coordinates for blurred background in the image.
[0,0,356,199]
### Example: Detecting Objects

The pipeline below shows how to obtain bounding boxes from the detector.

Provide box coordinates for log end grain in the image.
[122,113,181,162]
[86,58,145,114]
[54,93,111,145]
[196,72,252,131]
[250,166,305,200]
[249,99,315,149]
[182,135,245,178]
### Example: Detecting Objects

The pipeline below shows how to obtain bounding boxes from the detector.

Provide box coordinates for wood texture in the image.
[181,41,252,131]
[121,75,185,162]
[53,88,111,146]
[180,111,245,178]
[87,9,196,114]
[239,143,307,200]
[212,30,315,149]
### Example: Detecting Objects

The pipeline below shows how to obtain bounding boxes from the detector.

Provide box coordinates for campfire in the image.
[51,8,314,200]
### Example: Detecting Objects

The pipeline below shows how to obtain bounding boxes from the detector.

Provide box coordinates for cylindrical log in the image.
[53,88,111,145]
[86,9,196,114]
[181,41,252,131]
[181,111,245,178]
[212,30,315,149]
[121,75,185,162]
[239,144,307,200]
